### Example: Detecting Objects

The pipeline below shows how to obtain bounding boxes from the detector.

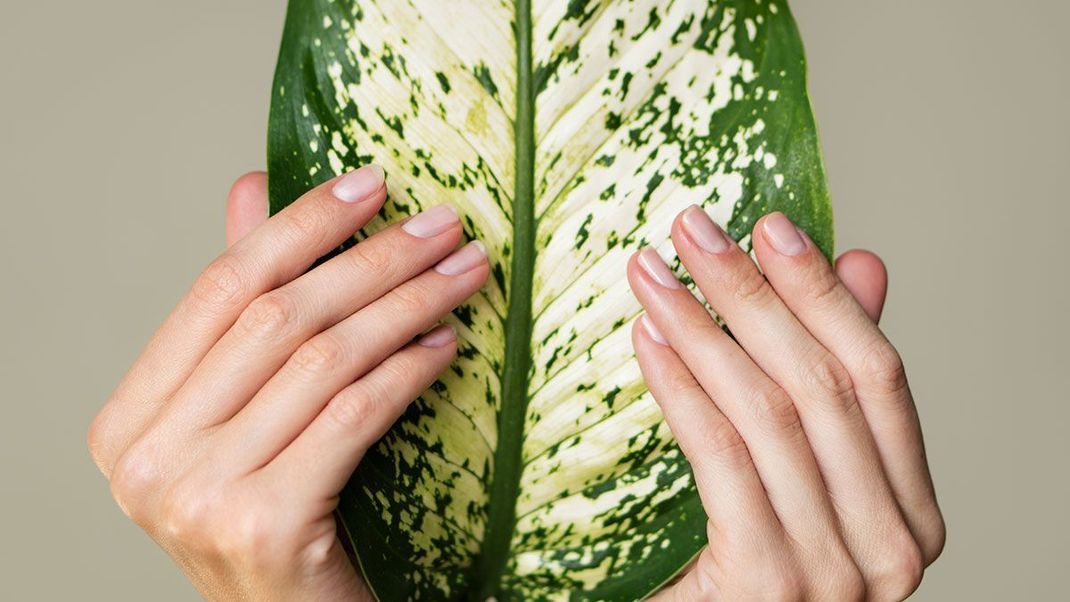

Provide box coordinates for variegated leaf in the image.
[268,0,832,599]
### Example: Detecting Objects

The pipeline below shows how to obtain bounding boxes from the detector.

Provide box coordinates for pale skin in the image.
[88,166,944,601]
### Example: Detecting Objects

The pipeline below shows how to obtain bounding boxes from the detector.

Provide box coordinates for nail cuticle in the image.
[641,314,669,345]
[402,204,459,239]
[681,205,733,254]
[332,164,385,203]
[418,325,456,348]
[762,212,807,256]
[434,241,487,276]
[637,248,683,289]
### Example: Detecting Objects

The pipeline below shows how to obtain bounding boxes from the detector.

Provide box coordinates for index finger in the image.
[89,165,388,476]
[631,315,784,545]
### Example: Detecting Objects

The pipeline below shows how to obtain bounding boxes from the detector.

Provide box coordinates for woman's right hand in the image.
[88,166,489,601]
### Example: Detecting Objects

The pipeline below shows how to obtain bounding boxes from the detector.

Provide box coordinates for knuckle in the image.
[159,482,217,545]
[706,544,803,602]
[161,486,292,567]
[806,267,842,305]
[765,566,806,602]
[347,240,394,278]
[238,292,297,339]
[826,565,866,601]
[804,356,860,415]
[921,511,948,565]
[391,282,432,316]
[192,256,247,313]
[324,388,378,431]
[687,556,721,600]
[704,419,751,466]
[290,334,345,377]
[283,202,332,248]
[377,356,421,393]
[860,340,909,395]
[662,369,705,400]
[301,523,344,569]
[747,385,804,438]
[109,448,163,523]
[86,405,117,473]
[731,270,776,308]
[218,506,289,566]
[871,539,925,601]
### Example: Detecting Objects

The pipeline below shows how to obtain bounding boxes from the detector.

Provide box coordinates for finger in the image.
[266,325,458,499]
[167,205,463,429]
[835,249,888,323]
[672,207,914,585]
[225,171,269,247]
[632,315,783,544]
[753,212,943,563]
[217,241,489,470]
[90,165,388,477]
[626,248,842,549]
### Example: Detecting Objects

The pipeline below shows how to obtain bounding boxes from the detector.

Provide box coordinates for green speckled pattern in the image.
[268,1,831,599]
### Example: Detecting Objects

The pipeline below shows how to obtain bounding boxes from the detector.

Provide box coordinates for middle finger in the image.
[672,207,915,580]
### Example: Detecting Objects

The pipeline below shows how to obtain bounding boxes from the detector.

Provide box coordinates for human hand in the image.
[88,167,489,601]
[629,208,944,601]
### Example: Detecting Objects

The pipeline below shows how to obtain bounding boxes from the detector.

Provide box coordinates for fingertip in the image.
[227,171,268,215]
[226,171,269,246]
[625,251,644,289]
[748,212,776,262]
[835,249,888,323]
[638,313,670,346]
[228,171,268,198]
[630,317,663,382]
[417,324,457,349]
[630,317,646,358]
[836,248,887,275]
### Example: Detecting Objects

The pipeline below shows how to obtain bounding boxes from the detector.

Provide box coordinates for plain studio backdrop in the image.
[1,1,1066,599]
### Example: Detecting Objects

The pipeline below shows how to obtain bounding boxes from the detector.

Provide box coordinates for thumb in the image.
[225,171,269,247]
[835,249,888,323]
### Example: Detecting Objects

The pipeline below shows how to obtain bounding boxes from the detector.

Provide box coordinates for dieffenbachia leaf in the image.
[268,1,832,599]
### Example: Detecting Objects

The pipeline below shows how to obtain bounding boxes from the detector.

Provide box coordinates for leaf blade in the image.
[268,1,832,599]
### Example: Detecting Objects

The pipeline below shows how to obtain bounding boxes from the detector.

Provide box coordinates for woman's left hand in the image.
[629,207,945,601]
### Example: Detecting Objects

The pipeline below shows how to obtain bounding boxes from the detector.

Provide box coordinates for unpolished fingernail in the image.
[681,205,732,254]
[762,212,806,256]
[332,164,385,203]
[435,241,487,276]
[402,204,459,238]
[640,314,669,345]
[637,248,683,289]
[418,324,456,348]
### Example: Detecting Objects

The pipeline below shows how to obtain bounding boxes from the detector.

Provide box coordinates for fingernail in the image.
[418,324,456,348]
[681,205,732,254]
[434,241,487,276]
[332,164,385,203]
[762,212,807,256]
[640,314,669,345]
[637,248,682,289]
[402,204,459,238]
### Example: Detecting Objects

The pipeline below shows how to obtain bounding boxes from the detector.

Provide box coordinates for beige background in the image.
[1,1,1066,599]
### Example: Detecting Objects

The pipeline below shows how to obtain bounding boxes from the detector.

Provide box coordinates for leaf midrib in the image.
[470,0,535,598]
